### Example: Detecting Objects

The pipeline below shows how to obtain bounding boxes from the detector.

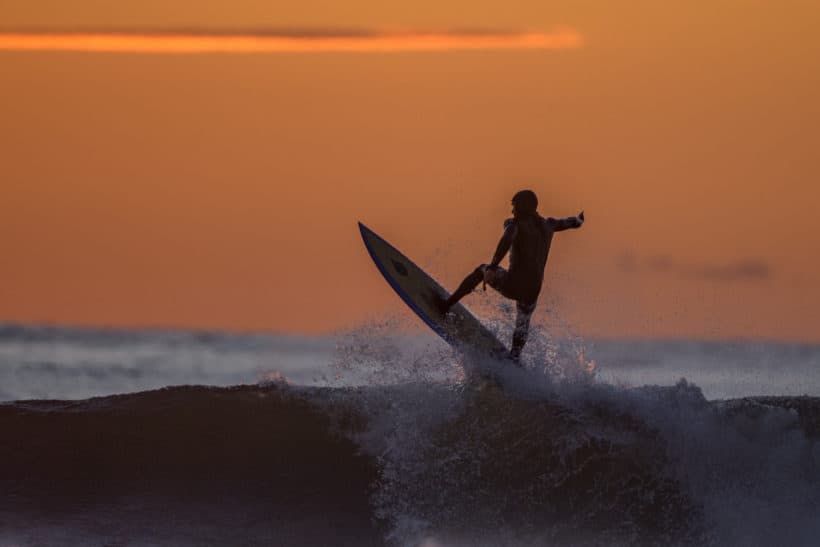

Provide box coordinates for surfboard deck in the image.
[358,222,509,359]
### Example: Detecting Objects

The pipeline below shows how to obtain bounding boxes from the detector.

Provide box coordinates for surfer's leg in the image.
[442,265,487,310]
[510,301,536,362]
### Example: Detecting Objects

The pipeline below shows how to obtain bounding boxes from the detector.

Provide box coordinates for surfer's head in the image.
[511,190,538,217]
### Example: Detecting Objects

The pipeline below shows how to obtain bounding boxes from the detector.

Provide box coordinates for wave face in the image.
[1,385,381,547]
[2,382,819,546]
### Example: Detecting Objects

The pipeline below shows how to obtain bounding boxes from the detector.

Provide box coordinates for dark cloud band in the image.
[0,27,583,53]
[617,253,772,282]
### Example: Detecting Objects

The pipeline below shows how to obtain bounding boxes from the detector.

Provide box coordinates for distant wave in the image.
[0,321,320,348]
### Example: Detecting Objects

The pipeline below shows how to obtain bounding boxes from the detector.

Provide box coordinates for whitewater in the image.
[2,320,820,546]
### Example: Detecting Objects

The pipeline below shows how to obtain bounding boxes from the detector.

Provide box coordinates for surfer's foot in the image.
[432,292,452,315]
[508,349,523,366]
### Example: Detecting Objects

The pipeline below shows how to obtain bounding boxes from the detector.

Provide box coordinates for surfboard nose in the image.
[357,222,508,357]
[358,221,372,239]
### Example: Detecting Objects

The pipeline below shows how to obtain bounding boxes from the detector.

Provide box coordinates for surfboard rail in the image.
[358,222,508,357]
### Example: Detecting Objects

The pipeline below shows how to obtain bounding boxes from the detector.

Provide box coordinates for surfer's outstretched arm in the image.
[547,211,585,232]
[489,220,518,268]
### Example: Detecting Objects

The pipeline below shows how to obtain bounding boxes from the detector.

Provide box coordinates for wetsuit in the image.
[444,212,583,361]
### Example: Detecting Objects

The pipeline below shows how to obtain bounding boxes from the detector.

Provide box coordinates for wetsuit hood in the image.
[512,190,538,217]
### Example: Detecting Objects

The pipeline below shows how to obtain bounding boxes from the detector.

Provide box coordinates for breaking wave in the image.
[3,328,820,546]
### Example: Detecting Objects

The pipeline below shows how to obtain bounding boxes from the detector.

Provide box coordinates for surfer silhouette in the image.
[436,190,584,363]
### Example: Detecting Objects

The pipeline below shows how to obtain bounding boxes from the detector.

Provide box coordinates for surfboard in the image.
[358,222,509,358]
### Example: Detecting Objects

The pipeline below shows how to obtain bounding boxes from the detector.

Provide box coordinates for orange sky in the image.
[2,1,819,341]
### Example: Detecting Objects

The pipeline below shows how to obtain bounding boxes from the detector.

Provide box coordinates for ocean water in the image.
[2,321,820,546]
[2,322,817,402]
[0,323,336,402]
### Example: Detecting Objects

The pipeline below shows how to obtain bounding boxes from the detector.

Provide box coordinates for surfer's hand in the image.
[578,210,585,223]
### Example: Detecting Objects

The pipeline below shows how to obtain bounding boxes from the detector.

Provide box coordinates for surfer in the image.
[437,190,584,363]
